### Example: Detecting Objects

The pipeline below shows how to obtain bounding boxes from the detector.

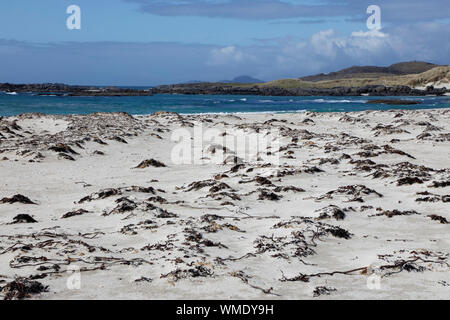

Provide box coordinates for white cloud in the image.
[309,29,336,59]
[202,22,449,80]
[211,26,417,79]
[207,46,254,66]
[351,29,387,38]
[267,28,395,76]
[1,22,448,84]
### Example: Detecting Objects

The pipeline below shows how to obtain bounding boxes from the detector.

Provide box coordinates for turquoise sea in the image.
[0,92,449,116]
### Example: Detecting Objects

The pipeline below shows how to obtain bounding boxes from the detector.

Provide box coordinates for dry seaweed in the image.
[258,190,281,201]
[161,265,213,282]
[397,177,423,186]
[12,214,37,224]
[428,180,450,188]
[316,205,346,220]
[313,286,337,297]
[427,215,449,224]
[135,159,166,168]
[0,194,37,205]
[371,209,419,218]
[2,278,48,300]
[48,143,79,155]
[61,209,89,219]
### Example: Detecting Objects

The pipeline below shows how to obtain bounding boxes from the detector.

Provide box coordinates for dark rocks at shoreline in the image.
[67,91,154,97]
[153,83,449,97]
[2,82,449,97]
[0,83,153,97]
[367,100,421,105]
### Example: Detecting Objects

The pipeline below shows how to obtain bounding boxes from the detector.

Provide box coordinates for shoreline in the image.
[1,106,450,118]
[1,81,449,98]
[1,92,449,118]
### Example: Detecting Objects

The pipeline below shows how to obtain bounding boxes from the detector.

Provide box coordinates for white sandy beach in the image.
[0,109,449,300]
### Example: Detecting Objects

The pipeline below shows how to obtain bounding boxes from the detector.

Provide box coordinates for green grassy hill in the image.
[299,61,439,82]
[255,65,450,89]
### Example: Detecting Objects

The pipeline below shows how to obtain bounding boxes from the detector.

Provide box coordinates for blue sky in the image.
[0,0,449,85]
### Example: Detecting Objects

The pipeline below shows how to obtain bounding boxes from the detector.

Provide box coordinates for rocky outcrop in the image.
[367,99,421,105]
[0,83,153,96]
[153,83,448,96]
[2,82,448,97]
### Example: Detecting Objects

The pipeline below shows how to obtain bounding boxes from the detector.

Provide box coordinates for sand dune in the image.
[0,109,449,299]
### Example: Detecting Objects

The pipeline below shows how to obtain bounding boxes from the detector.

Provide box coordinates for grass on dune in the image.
[230,66,450,89]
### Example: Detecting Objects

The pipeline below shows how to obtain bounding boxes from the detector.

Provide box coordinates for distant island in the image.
[1,61,449,96]
[183,76,264,85]
[219,76,264,84]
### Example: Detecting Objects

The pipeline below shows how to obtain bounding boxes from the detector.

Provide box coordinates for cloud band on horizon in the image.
[125,0,450,23]
[1,21,449,85]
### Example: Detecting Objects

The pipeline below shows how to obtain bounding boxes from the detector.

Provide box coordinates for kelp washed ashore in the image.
[0,109,449,299]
